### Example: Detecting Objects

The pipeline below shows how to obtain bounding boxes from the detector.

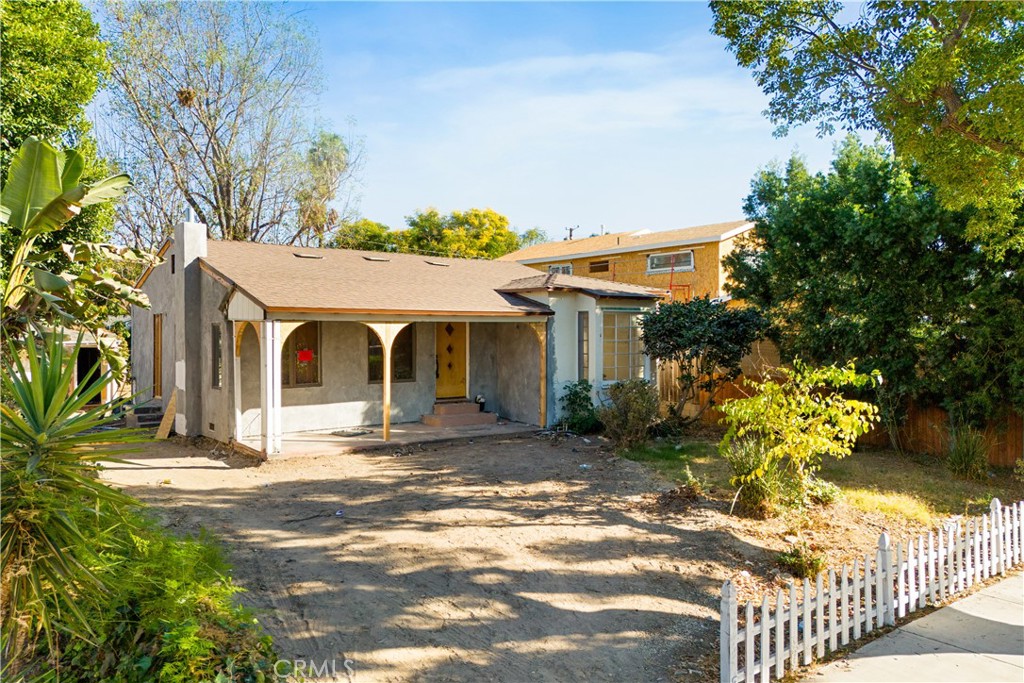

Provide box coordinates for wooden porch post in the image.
[533,321,548,428]
[364,322,411,442]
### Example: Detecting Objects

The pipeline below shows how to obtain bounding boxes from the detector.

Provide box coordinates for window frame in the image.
[600,310,646,384]
[547,263,573,275]
[577,311,589,381]
[367,325,417,384]
[211,323,223,389]
[646,250,694,274]
[588,259,610,274]
[282,321,322,389]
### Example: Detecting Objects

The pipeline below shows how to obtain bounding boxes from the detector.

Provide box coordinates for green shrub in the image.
[776,542,826,579]
[597,379,659,450]
[721,437,787,517]
[719,359,879,500]
[804,477,842,507]
[947,425,988,480]
[1014,458,1024,484]
[558,380,601,434]
[56,511,278,683]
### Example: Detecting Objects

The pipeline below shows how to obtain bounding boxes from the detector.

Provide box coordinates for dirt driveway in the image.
[103,436,772,682]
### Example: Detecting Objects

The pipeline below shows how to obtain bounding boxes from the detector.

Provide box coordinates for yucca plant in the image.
[1,331,147,668]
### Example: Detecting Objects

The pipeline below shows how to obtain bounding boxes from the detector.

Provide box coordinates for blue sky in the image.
[299,2,848,237]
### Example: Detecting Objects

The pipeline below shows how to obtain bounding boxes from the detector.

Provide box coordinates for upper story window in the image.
[647,250,694,274]
[588,260,610,274]
[283,322,321,387]
[547,263,572,275]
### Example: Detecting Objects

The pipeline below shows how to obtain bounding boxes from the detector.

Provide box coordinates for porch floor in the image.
[241,419,538,459]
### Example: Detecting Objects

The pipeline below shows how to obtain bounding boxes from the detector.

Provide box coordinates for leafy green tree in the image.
[331,218,404,252]
[333,209,541,259]
[719,360,879,495]
[641,296,768,424]
[404,208,531,258]
[0,0,116,275]
[725,137,1024,429]
[711,1,1024,253]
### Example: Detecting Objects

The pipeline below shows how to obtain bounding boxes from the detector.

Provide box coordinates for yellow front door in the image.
[435,322,467,399]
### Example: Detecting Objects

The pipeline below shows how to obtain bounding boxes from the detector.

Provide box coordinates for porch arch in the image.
[359,321,411,441]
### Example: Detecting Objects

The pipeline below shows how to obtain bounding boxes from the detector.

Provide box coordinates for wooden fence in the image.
[720,499,1024,683]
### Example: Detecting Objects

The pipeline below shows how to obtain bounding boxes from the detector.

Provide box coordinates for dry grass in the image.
[623,439,1023,528]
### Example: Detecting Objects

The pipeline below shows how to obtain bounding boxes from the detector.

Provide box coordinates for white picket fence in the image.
[720,498,1024,683]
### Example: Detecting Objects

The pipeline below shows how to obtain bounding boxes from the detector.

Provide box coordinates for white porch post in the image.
[260,320,282,454]
[232,322,243,443]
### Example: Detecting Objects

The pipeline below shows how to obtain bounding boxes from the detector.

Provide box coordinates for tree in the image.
[0,0,116,277]
[711,1,1024,253]
[719,360,879,496]
[293,131,357,248]
[102,1,356,246]
[331,218,404,252]
[725,137,1024,430]
[332,209,541,259]
[641,296,768,424]
[404,208,528,258]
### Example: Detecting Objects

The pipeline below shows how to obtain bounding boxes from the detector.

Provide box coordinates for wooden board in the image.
[155,392,176,440]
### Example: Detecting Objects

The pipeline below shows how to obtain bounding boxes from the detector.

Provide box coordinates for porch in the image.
[228,315,549,456]
[237,418,537,458]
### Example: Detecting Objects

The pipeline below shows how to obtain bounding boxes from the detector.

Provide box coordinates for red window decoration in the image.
[297,348,314,363]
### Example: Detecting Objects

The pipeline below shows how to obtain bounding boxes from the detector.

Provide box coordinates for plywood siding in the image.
[526,240,729,299]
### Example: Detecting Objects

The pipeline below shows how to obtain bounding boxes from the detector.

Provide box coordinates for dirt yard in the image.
[100,435,849,682]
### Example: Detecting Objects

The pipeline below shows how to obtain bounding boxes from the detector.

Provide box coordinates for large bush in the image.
[1,335,277,677]
[719,360,879,501]
[641,296,767,425]
[598,379,659,450]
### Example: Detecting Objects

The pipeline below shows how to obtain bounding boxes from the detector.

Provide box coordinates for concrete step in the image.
[432,401,483,415]
[422,411,498,428]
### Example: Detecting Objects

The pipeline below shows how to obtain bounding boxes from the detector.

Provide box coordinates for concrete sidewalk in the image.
[814,572,1023,682]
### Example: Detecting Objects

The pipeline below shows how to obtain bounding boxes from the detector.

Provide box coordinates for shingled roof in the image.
[199,241,658,316]
[497,273,662,300]
[499,220,754,263]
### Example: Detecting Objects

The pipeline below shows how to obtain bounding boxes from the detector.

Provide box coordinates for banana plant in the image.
[0,137,155,352]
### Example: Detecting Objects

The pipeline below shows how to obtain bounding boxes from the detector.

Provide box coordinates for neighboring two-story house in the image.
[499,220,754,303]
[501,220,777,408]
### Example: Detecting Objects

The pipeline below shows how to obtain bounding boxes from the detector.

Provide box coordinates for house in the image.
[501,220,780,409]
[130,221,661,455]
[499,220,755,302]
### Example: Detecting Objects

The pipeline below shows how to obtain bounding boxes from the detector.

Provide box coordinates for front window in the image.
[283,322,321,387]
[589,260,609,274]
[547,263,572,275]
[602,311,645,382]
[368,325,416,383]
[647,250,693,273]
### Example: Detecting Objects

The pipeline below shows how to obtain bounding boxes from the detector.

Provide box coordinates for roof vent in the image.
[293,252,323,260]
[424,260,449,267]
[362,255,390,262]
